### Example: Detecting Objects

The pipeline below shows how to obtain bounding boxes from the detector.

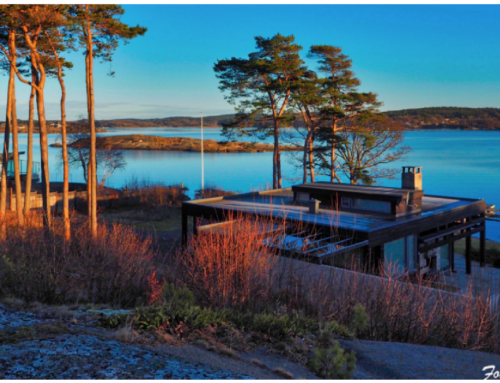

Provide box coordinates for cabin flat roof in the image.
[293,182,419,198]
[184,188,485,234]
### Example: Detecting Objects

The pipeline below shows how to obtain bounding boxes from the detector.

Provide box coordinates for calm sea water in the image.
[2,128,500,240]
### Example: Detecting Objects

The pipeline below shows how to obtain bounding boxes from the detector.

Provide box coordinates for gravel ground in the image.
[0,303,45,330]
[0,304,252,379]
[0,335,250,379]
[3,303,500,379]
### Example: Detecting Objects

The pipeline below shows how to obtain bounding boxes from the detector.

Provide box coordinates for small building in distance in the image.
[182,167,486,277]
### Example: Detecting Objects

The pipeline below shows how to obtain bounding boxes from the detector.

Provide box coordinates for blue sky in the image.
[1,4,500,120]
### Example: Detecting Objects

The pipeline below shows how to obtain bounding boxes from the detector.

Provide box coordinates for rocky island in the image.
[51,134,301,153]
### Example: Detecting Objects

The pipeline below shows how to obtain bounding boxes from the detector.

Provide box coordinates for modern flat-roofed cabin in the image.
[182,167,486,276]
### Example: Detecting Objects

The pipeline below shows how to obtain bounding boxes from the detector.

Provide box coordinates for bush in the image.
[122,177,189,207]
[324,321,354,340]
[309,342,356,379]
[194,183,238,199]
[351,303,369,338]
[161,283,195,308]
[179,215,281,311]
[0,220,156,307]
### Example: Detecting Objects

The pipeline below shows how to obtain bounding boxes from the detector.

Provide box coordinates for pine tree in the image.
[214,33,305,189]
[68,4,146,236]
[308,45,381,183]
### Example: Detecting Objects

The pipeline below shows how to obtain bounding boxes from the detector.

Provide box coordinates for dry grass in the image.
[114,326,141,343]
[272,367,295,379]
[251,359,268,369]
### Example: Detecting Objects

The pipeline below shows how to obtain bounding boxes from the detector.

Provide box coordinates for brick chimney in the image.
[402,166,422,190]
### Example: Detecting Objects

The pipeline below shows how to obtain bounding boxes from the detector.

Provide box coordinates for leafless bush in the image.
[122,177,188,207]
[282,260,500,353]
[178,214,284,310]
[172,215,500,353]
[0,218,156,307]
[194,182,238,199]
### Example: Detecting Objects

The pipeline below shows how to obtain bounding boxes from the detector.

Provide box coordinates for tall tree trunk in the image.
[11,83,23,224]
[302,132,308,184]
[273,119,281,189]
[34,63,51,228]
[0,58,13,233]
[7,31,23,225]
[330,119,337,183]
[272,126,278,189]
[86,36,97,236]
[87,161,91,216]
[277,150,282,188]
[24,68,36,216]
[58,66,70,239]
[307,129,315,183]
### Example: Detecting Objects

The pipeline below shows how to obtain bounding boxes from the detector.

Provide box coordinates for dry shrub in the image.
[179,215,283,310]
[0,218,156,307]
[194,182,238,199]
[174,215,500,353]
[288,261,500,353]
[122,178,188,207]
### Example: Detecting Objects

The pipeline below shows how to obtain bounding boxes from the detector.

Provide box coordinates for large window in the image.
[352,198,391,214]
[439,244,450,269]
[384,235,417,275]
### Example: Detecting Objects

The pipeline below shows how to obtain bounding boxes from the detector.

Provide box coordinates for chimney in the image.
[308,199,320,214]
[402,166,422,190]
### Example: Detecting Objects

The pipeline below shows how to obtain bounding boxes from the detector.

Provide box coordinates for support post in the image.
[450,238,455,272]
[465,229,472,275]
[182,211,188,246]
[479,223,486,268]
[192,216,198,236]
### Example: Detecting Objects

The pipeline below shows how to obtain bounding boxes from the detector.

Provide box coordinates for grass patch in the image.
[455,237,500,268]
[99,206,183,232]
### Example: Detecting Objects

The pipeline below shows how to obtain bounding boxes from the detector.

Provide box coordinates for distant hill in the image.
[385,107,500,130]
[3,108,500,131]
[94,115,235,128]
[94,108,500,130]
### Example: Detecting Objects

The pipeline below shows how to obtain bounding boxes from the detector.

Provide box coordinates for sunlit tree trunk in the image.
[330,120,337,183]
[85,27,98,237]
[33,60,52,227]
[307,129,315,183]
[0,54,13,233]
[24,67,36,216]
[57,61,70,239]
[6,32,23,225]
[273,121,282,189]
[11,84,23,224]
[302,134,308,184]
